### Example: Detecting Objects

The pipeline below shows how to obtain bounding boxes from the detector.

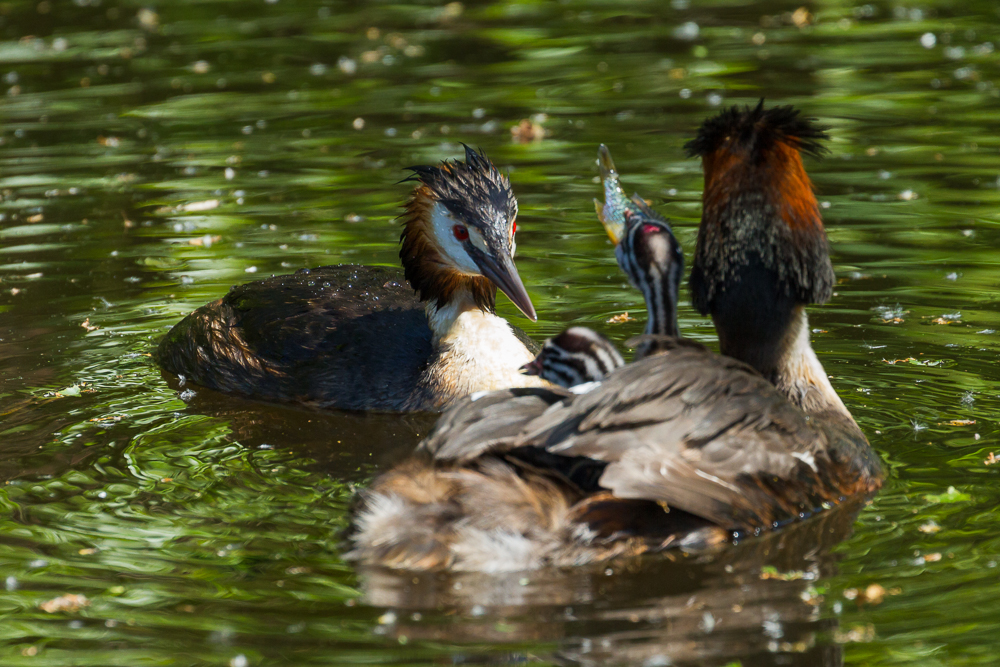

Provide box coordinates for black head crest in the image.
[404,146,517,234]
[684,100,829,161]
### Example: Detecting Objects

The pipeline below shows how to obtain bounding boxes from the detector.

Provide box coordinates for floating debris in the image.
[759,566,812,581]
[791,6,813,28]
[188,235,221,247]
[985,452,998,466]
[81,318,99,332]
[510,117,546,143]
[946,419,976,426]
[873,304,907,323]
[178,199,220,213]
[834,624,876,644]
[607,312,634,324]
[932,312,961,324]
[842,584,900,607]
[39,593,89,613]
[882,357,942,366]
[918,520,941,534]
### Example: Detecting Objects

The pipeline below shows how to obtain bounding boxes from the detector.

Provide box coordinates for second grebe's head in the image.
[400,145,535,320]
[684,101,835,320]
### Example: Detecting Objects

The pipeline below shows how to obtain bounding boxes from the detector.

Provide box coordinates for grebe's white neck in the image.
[768,307,852,420]
[422,289,546,408]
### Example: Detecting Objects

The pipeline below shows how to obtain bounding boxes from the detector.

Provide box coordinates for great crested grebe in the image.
[346,105,883,571]
[520,326,624,390]
[155,146,547,412]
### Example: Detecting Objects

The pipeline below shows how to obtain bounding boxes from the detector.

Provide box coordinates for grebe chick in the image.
[347,105,883,572]
[520,327,624,390]
[520,198,686,391]
[155,146,547,413]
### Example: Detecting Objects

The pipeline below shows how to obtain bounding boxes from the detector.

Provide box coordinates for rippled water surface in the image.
[3,0,1000,664]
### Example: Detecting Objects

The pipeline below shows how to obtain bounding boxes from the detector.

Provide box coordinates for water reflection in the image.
[358,500,867,665]
[176,384,437,479]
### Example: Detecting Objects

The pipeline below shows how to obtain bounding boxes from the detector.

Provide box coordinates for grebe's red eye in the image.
[642,223,661,234]
[512,221,517,234]
[452,224,469,241]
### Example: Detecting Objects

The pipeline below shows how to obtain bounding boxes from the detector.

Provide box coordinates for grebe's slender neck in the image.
[424,287,492,344]
[641,278,678,339]
[715,304,849,418]
[615,214,683,359]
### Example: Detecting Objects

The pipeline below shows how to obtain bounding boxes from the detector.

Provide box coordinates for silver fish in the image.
[593,144,647,245]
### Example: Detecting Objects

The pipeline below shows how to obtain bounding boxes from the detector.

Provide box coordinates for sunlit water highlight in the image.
[2,1,1000,665]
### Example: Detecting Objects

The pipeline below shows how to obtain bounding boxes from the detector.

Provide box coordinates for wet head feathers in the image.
[687,101,836,315]
[684,99,829,162]
[398,146,517,312]
[405,144,517,242]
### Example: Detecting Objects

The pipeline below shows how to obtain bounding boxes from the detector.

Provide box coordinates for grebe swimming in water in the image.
[155,146,547,412]
[347,105,883,571]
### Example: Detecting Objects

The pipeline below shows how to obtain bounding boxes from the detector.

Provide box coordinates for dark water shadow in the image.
[163,372,438,480]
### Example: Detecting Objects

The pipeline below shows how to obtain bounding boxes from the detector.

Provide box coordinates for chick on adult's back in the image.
[155,146,545,412]
[347,106,883,571]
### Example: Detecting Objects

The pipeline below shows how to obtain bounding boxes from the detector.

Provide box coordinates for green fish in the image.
[593,144,648,245]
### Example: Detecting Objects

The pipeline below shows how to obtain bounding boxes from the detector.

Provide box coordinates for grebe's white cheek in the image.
[430,201,480,275]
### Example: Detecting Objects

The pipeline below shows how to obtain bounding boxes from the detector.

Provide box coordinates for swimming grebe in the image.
[155,146,547,412]
[347,105,883,571]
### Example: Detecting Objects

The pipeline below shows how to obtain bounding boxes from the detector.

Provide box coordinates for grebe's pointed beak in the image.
[472,250,537,321]
[519,357,543,376]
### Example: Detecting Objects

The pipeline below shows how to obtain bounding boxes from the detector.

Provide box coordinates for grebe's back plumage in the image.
[348,109,883,571]
[155,265,434,411]
[155,146,545,412]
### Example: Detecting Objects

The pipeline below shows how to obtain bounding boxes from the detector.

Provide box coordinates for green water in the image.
[2,0,1000,664]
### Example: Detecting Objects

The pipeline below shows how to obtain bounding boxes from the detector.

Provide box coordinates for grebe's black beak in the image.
[519,357,543,376]
[469,247,537,321]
